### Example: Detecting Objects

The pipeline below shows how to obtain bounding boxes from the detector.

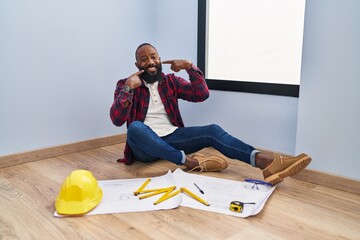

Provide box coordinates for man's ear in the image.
[135,62,139,69]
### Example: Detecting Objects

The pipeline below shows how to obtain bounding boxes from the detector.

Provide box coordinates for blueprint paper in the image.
[172,168,276,218]
[54,169,275,218]
[54,170,181,217]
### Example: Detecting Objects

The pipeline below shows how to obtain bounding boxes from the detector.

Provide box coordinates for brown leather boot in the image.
[263,153,311,185]
[188,154,228,172]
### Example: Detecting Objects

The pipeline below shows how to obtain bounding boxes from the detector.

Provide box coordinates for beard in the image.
[139,63,162,84]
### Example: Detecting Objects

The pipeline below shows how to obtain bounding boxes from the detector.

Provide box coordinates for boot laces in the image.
[274,153,284,164]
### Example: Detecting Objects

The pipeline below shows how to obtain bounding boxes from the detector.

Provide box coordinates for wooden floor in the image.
[1,143,359,240]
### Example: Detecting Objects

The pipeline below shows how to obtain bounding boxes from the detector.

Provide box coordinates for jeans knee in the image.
[207,124,225,135]
[127,121,146,137]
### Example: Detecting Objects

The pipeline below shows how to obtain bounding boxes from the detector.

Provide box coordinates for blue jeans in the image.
[126,121,258,166]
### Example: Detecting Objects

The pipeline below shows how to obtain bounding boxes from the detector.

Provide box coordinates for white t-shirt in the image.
[143,81,178,137]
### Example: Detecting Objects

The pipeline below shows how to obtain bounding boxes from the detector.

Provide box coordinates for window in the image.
[197,0,306,97]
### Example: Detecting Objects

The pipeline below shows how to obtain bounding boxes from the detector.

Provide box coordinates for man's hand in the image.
[125,70,144,89]
[162,60,192,72]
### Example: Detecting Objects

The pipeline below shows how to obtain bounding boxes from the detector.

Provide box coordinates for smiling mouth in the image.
[146,65,157,74]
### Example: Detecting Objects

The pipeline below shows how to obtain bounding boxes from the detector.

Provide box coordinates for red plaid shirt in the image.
[110,64,209,164]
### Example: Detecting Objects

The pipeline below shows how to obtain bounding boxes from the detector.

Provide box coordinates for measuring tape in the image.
[230,201,256,213]
[230,201,244,212]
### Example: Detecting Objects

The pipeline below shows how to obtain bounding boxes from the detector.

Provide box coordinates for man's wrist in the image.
[123,85,133,93]
[185,62,194,71]
[187,62,193,69]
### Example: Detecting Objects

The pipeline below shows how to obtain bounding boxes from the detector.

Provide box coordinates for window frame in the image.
[197,0,300,97]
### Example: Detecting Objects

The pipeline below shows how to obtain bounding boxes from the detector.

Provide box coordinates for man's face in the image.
[135,45,162,84]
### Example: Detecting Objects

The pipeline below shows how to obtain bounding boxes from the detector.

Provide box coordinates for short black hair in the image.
[135,43,157,60]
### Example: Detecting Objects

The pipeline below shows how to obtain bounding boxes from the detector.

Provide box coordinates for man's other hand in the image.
[162,60,192,72]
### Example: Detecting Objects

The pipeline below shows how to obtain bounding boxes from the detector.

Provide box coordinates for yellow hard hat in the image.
[55,170,102,215]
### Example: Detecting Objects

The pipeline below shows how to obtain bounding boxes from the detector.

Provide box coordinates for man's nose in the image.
[147,57,155,65]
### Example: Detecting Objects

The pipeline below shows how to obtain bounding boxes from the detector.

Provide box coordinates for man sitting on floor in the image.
[110,43,311,185]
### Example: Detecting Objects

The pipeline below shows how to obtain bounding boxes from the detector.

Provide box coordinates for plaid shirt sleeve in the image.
[174,64,210,102]
[159,64,209,128]
[109,79,134,127]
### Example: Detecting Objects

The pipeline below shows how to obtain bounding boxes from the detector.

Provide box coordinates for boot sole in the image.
[265,156,312,185]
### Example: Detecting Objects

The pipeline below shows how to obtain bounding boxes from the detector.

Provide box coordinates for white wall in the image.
[0,0,154,155]
[296,0,360,180]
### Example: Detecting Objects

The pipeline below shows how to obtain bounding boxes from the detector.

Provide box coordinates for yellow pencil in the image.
[138,188,170,199]
[153,187,178,205]
[153,186,176,204]
[134,178,151,195]
[181,187,210,206]
[134,187,172,195]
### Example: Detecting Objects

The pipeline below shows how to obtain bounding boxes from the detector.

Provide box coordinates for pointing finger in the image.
[134,70,144,76]
[162,60,173,64]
